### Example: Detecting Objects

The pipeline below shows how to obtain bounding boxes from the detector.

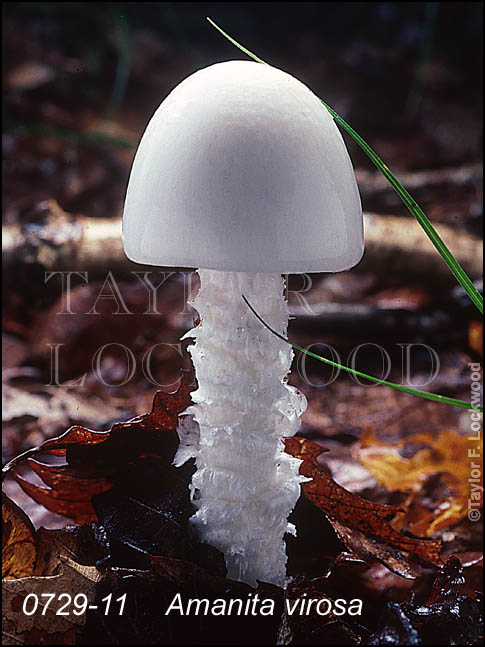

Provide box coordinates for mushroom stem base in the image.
[175,269,307,588]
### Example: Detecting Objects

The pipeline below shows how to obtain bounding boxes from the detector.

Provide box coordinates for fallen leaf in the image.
[4,372,228,575]
[2,506,281,646]
[285,437,442,577]
[3,557,102,646]
[6,372,195,524]
[354,428,483,535]
[2,494,37,579]
[2,382,124,435]
[2,516,111,645]
[80,555,283,646]
[369,556,482,645]
[367,602,423,645]
[277,576,361,645]
[89,459,224,573]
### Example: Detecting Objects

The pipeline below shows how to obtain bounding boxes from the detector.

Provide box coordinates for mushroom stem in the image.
[176,269,307,587]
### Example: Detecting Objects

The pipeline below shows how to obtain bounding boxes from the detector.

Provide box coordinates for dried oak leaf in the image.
[33,524,111,577]
[2,493,37,579]
[2,380,126,448]
[7,372,195,525]
[2,519,109,646]
[3,556,102,646]
[354,428,483,535]
[285,437,442,578]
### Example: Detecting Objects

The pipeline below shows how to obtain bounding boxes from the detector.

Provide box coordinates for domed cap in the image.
[123,60,363,273]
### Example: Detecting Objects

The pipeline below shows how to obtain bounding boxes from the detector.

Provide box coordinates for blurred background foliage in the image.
[3,2,483,226]
[3,2,483,160]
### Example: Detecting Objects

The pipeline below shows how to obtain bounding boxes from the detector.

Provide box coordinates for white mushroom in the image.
[123,60,364,588]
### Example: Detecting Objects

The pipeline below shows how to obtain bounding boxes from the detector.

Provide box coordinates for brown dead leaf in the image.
[329,519,422,579]
[277,576,361,645]
[285,437,442,578]
[2,383,124,437]
[2,515,108,645]
[354,429,483,535]
[5,372,194,524]
[2,494,37,580]
[3,557,102,646]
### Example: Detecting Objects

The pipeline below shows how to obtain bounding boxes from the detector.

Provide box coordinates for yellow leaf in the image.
[2,494,37,580]
[354,429,483,535]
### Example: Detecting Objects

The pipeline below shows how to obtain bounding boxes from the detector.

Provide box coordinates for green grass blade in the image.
[322,104,483,315]
[207,17,483,315]
[207,17,265,63]
[243,296,482,412]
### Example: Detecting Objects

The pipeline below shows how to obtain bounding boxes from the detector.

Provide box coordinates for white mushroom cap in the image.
[123,60,363,273]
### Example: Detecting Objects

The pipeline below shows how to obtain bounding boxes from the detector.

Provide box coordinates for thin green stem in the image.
[322,103,483,315]
[207,17,483,315]
[243,296,482,413]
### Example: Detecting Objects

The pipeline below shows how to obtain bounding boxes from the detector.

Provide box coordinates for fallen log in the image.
[2,200,483,284]
[356,163,482,196]
[360,212,482,283]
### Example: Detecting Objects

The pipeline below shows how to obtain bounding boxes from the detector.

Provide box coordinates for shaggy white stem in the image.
[175,269,307,588]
